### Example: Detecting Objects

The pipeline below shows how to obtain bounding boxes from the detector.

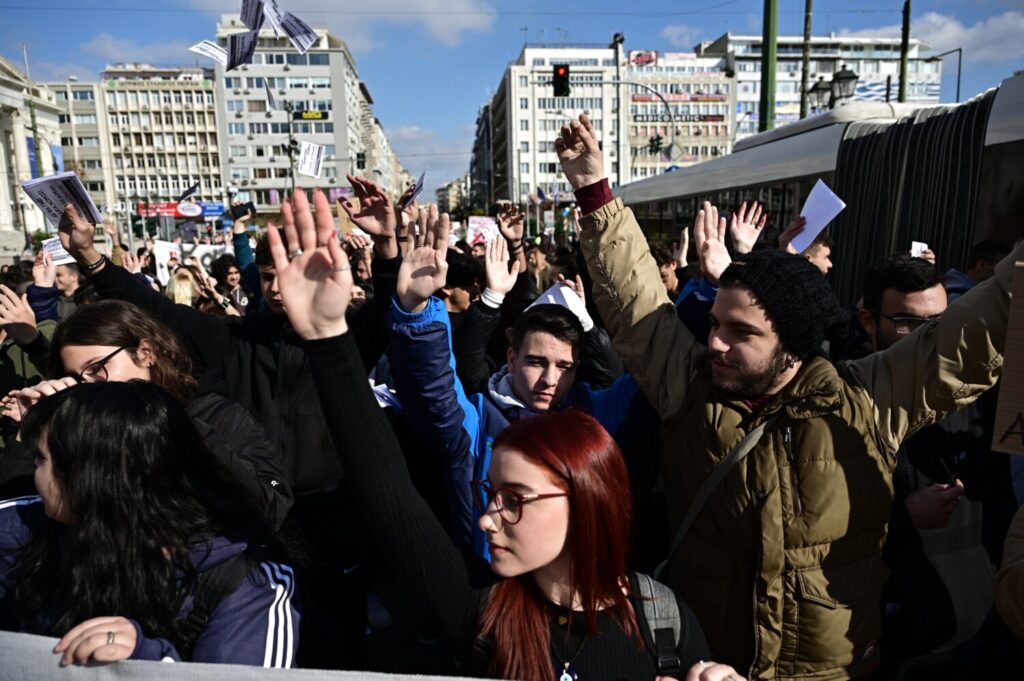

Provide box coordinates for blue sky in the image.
[2,0,1022,194]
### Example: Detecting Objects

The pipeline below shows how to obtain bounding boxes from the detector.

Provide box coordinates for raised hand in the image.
[778,216,806,254]
[554,113,604,191]
[673,225,690,269]
[232,201,253,235]
[55,615,137,666]
[341,175,397,239]
[496,202,525,244]
[0,285,40,346]
[729,200,766,255]
[484,236,521,296]
[268,187,352,340]
[342,233,372,259]
[58,203,100,261]
[32,251,56,288]
[122,250,142,274]
[694,201,730,284]
[397,204,450,314]
[557,273,587,308]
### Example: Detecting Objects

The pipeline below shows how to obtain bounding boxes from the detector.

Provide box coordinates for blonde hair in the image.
[166,269,200,306]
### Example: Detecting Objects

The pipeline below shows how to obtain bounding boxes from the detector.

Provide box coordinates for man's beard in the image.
[709,349,791,400]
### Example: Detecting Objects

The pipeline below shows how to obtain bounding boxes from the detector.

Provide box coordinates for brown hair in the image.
[48,300,198,403]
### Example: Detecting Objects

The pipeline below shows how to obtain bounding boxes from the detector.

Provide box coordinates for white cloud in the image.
[80,33,193,65]
[187,0,496,53]
[839,11,1024,65]
[661,24,702,50]
[386,124,473,196]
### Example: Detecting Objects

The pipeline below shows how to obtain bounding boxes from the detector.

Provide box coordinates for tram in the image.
[616,72,1024,303]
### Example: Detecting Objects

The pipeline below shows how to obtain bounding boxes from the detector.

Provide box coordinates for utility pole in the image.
[899,0,910,103]
[799,0,813,119]
[758,0,778,132]
[22,44,43,180]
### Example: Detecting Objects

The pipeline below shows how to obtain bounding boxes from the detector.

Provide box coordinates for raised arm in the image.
[57,204,236,370]
[844,241,1023,454]
[555,114,704,420]
[267,189,484,645]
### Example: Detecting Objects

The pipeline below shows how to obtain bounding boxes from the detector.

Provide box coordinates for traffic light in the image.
[356,152,366,170]
[553,64,570,97]
[648,135,663,155]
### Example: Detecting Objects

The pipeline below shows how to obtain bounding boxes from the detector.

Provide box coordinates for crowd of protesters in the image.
[0,112,1021,681]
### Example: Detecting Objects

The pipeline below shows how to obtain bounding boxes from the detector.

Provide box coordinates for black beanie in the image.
[446,249,484,290]
[719,250,846,359]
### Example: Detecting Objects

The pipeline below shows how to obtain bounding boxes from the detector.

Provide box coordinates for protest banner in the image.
[992,261,1024,455]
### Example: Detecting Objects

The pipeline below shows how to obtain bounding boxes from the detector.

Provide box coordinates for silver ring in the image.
[106,631,115,646]
[288,249,303,259]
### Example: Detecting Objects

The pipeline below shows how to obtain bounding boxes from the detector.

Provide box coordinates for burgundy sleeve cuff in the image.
[574,179,613,216]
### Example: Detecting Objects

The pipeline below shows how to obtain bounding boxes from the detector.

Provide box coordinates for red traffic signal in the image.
[552,64,570,97]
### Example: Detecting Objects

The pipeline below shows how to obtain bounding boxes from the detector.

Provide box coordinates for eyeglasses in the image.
[471,480,569,525]
[69,346,135,383]
[878,313,942,336]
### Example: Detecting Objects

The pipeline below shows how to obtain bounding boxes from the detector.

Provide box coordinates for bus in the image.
[616,72,1024,303]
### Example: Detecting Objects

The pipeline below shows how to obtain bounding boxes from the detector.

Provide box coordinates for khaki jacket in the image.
[580,199,1018,680]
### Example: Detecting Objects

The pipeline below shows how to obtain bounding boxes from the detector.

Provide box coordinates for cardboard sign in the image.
[992,261,1024,456]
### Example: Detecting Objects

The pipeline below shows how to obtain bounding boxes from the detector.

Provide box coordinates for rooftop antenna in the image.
[520,26,528,46]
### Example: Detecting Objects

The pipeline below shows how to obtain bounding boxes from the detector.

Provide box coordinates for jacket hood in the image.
[486,367,583,421]
[943,268,975,292]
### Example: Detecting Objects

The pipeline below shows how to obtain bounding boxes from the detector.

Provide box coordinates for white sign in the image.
[262,0,284,37]
[241,0,264,30]
[21,171,103,229]
[466,216,499,245]
[189,41,227,66]
[280,12,317,53]
[296,141,325,178]
[227,30,259,71]
[41,237,76,266]
[793,179,846,254]
[911,241,929,258]
[152,241,227,287]
[177,202,203,218]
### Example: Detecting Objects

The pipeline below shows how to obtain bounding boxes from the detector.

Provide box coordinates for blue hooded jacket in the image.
[0,496,299,666]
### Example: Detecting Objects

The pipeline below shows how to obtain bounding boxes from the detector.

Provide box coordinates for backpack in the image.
[466,571,683,676]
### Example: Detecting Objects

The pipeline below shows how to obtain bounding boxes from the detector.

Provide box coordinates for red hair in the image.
[478,410,640,680]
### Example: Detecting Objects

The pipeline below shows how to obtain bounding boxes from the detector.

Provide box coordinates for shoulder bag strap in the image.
[654,413,780,580]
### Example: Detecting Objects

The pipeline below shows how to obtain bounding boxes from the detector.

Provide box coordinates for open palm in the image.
[341,174,396,238]
[269,188,352,340]
[397,205,450,313]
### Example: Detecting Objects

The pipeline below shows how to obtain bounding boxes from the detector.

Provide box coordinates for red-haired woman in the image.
[265,187,745,681]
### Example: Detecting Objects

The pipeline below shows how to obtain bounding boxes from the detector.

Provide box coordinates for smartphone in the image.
[230,202,256,220]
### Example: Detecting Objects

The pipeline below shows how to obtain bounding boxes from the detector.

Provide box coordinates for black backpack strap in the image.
[633,572,682,678]
[176,550,255,660]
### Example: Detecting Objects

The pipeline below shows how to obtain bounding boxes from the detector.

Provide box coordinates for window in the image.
[249,122,269,134]
[58,114,70,124]
[248,100,267,113]
[228,123,246,135]
[520,120,529,131]
[520,162,529,175]
[288,77,309,89]
[77,137,100,146]
[56,91,68,102]
[287,53,308,65]
[311,77,330,89]
[73,90,95,101]
[519,76,528,87]
[82,159,101,169]
[86,181,104,191]
[225,77,243,89]
[520,141,529,152]
[61,136,73,146]
[520,98,529,109]
[309,53,329,65]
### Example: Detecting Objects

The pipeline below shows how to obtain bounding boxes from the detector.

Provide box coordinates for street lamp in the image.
[830,64,859,105]
[807,76,830,112]
[926,48,962,103]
